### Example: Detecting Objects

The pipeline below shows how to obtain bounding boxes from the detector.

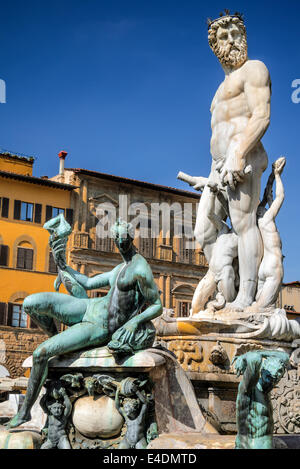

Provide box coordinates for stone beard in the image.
[208,17,248,68]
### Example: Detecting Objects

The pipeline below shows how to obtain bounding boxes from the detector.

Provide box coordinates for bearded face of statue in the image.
[209,18,248,69]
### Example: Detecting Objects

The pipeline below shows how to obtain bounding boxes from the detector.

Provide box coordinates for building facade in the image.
[0,151,298,379]
[0,152,75,377]
[277,281,300,320]
[53,166,208,317]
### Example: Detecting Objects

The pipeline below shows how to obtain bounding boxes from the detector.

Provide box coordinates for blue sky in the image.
[0,0,299,281]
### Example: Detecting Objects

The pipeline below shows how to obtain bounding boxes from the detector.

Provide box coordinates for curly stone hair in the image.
[208,15,246,50]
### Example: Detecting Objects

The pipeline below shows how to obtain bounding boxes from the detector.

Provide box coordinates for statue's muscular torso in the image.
[83,256,145,333]
[210,60,268,167]
[236,386,273,449]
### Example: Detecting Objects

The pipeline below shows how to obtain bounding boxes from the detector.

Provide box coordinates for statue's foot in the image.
[6,411,32,430]
[225,300,250,313]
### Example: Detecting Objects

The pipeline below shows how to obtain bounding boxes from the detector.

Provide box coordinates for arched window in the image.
[5,294,37,329]
[172,284,195,318]
[10,303,27,328]
[16,241,34,270]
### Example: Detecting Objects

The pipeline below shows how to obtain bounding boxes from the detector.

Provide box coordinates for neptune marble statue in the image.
[8,216,162,429]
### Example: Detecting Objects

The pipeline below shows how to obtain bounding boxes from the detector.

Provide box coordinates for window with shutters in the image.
[14,200,41,223]
[45,206,73,225]
[177,301,192,318]
[179,237,195,264]
[45,206,65,222]
[49,251,58,273]
[0,245,8,266]
[17,246,34,270]
[9,304,27,328]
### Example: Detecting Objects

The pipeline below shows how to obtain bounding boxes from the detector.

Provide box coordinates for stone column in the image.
[73,188,80,233]
[81,180,88,233]
[165,276,171,309]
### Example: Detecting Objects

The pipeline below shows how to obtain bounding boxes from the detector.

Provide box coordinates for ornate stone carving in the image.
[167,340,203,372]
[209,341,228,367]
[272,365,300,434]
[39,371,157,450]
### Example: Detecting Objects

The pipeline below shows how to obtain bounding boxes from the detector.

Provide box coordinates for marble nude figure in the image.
[8,218,163,429]
[179,11,285,315]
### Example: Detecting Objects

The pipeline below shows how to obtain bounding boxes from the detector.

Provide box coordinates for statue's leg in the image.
[23,292,89,336]
[218,265,236,303]
[58,435,71,449]
[191,269,216,316]
[256,274,282,309]
[8,321,109,429]
[194,171,226,262]
[227,146,268,310]
[227,180,264,309]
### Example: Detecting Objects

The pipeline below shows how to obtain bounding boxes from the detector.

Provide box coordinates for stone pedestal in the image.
[21,346,216,449]
[154,314,296,434]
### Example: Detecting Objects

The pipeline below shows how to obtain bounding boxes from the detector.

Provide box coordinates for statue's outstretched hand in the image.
[273,156,286,176]
[232,355,247,377]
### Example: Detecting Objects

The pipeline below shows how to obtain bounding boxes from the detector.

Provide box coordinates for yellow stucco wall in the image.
[280,285,300,313]
[0,155,33,176]
[0,176,71,304]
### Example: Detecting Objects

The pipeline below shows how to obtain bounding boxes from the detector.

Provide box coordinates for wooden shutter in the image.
[24,249,33,270]
[0,245,8,266]
[17,247,25,268]
[1,198,9,218]
[45,205,53,222]
[0,302,7,325]
[49,251,58,273]
[7,303,13,326]
[14,200,21,220]
[66,208,74,226]
[30,318,38,329]
[34,204,42,224]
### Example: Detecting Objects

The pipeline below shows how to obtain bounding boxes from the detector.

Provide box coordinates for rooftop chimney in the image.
[58,151,68,176]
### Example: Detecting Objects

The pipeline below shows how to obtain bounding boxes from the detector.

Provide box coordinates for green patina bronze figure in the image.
[40,385,72,450]
[8,216,162,429]
[115,387,149,449]
[233,350,290,449]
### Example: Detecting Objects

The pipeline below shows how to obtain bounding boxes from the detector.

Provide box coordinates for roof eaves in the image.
[66,168,201,199]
